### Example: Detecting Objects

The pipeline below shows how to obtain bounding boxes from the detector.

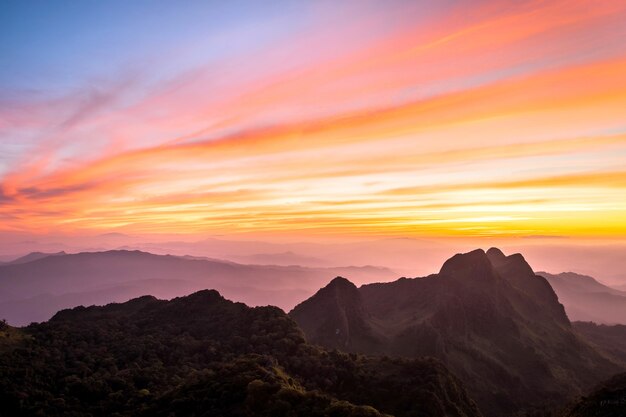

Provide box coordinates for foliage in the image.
[561,372,626,417]
[572,322,626,365]
[0,290,481,417]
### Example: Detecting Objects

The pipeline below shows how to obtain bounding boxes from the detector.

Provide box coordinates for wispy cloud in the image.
[1,0,625,238]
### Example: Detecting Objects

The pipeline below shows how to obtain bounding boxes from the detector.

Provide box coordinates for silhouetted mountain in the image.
[573,321,626,364]
[0,250,396,326]
[291,248,621,417]
[562,372,626,417]
[290,277,384,352]
[0,290,481,417]
[538,272,626,324]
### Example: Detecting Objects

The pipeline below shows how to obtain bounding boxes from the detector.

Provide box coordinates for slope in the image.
[0,290,481,417]
[291,248,621,417]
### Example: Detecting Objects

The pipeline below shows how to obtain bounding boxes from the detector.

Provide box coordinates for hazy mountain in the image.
[3,251,67,265]
[538,272,625,296]
[3,234,626,289]
[538,271,626,324]
[232,251,328,267]
[0,250,396,326]
[290,248,621,417]
[562,372,626,417]
[0,290,481,417]
[107,236,457,279]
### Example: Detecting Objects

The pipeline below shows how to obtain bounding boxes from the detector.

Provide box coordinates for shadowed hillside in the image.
[0,290,481,417]
[562,373,626,417]
[291,248,622,417]
[573,322,626,365]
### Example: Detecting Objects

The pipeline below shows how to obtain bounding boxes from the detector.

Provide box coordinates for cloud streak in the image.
[1,0,625,238]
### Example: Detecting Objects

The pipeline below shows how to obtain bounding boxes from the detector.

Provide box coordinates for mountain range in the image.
[290,248,622,417]
[538,271,626,324]
[1,246,625,416]
[0,250,396,326]
[0,289,481,417]
[0,251,67,265]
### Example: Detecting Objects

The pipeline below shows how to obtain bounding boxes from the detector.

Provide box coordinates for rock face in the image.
[289,277,383,351]
[0,289,482,417]
[290,248,622,417]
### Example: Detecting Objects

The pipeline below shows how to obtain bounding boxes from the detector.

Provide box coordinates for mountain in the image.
[290,248,622,417]
[562,372,626,417]
[0,250,396,326]
[232,251,329,267]
[290,277,385,353]
[573,321,626,364]
[115,236,455,279]
[538,272,625,297]
[4,251,67,265]
[538,272,626,324]
[0,290,481,417]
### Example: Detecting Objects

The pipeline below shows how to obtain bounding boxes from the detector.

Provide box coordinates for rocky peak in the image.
[439,249,497,282]
[485,247,507,265]
[326,276,358,291]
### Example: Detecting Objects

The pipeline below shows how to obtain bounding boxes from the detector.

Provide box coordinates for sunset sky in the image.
[1,0,626,241]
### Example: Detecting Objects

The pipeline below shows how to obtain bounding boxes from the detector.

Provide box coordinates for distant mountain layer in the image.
[4,251,66,265]
[290,248,622,417]
[538,271,626,324]
[0,290,481,417]
[0,250,396,326]
[232,251,328,267]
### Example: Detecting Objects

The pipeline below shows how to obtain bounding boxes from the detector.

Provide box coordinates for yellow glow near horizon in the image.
[1,0,626,239]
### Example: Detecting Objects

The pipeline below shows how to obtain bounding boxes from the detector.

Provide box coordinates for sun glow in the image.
[1,0,626,239]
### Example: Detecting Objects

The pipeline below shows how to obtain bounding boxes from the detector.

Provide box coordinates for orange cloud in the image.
[1,0,626,238]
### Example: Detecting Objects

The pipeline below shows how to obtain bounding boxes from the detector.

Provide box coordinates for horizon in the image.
[2,3,626,415]
[2,1,626,287]
[2,233,626,288]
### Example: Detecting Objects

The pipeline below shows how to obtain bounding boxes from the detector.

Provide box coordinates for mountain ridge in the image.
[0,289,481,417]
[290,248,621,417]
[538,271,626,324]
[0,249,397,325]
[3,251,67,265]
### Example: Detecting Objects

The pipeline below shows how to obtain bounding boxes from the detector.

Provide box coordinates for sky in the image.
[1,0,626,245]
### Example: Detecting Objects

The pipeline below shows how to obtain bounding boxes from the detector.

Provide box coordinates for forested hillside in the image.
[0,290,480,417]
